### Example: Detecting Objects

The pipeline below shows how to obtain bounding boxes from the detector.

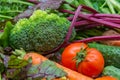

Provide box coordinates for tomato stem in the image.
[75,48,86,68]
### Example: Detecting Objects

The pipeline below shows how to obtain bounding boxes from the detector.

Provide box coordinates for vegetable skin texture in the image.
[9,10,75,52]
[95,76,117,80]
[102,66,120,80]
[61,43,104,78]
[77,48,104,78]
[24,52,93,80]
[61,42,88,71]
[88,43,120,68]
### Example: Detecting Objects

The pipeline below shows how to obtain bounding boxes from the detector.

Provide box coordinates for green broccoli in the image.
[9,10,76,53]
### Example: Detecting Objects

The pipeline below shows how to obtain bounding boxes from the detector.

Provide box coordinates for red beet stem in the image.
[65,5,82,42]
[76,23,102,30]
[69,16,120,25]
[89,13,120,18]
[67,16,75,21]
[81,5,98,13]
[75,20,95,27]
[101,18,120,24]
[60,9,120,29]
[45,6,82,54]
[73,35,120,43]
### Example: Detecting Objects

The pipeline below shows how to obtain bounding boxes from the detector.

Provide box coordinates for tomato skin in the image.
[61,43,104,78]
[77,48,104,78]
[61,43,88,71]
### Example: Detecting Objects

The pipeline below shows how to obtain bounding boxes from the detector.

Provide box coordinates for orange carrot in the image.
[95,76,117,80]
[24,52,93,80]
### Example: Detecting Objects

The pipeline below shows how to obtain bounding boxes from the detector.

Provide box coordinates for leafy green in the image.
[9,10,75,52]
[8,55,28,68]
[0,61,5,73]
[12,48,26,59]
[0,0,33,22]
[27,60,67,80]
[64,0,120,14]
[0,21,13,47]
[5,53,67,79]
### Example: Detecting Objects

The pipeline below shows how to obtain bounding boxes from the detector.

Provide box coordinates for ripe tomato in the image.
[61,42,104,78]
[95,76,117,80]
[61,43,88,71]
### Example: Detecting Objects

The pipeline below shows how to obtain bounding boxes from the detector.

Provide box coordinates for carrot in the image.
[95,76,117,80]
[24,52,93,80]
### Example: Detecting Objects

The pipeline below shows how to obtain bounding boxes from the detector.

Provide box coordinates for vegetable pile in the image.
[1,0,120,80]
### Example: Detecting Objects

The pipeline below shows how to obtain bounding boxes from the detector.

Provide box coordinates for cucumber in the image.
[102,66,120,80]
[88,43,120,68]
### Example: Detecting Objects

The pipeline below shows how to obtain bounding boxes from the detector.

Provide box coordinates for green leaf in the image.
[8,55,28,68]
[0,0,33,21]
[12,48,26,59]
[0,62,5,73]
[27,60,67,80]
[6,68,21,79]
[0,21,13,47]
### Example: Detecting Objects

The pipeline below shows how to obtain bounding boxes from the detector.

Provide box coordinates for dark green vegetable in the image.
[27,60,67,80]
[0,0,33,22]
[102,66,120,80]
[0,22,13,47]
[9,10,76,53]
[88,43,120,68]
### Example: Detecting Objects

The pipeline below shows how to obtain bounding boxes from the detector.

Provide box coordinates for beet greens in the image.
[45,2,120,54]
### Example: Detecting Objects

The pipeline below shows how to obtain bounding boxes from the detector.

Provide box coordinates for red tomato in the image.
[77,48,104,77]
[61,43,88,71]
[61,43,104,78]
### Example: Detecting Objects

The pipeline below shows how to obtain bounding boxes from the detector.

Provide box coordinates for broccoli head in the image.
[9,10,76,53]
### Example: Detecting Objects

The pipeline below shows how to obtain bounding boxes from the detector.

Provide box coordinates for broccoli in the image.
[9,10,76,53]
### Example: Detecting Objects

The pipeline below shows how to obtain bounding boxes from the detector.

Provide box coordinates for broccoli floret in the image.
[9,10,76,52]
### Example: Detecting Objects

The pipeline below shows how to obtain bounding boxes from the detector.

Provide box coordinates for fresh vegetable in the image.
[63,0,120,14]
[102,66,120,80]
[88,43,120,68]
[0,0,33,22]
[1,0,120,80]
[59,5,120,44]
[95,76,117,80]
[9,10,76,53]
[61,42,88,71]
[100,30,120,46]
[24,52,93,80]
[61,42,104,78]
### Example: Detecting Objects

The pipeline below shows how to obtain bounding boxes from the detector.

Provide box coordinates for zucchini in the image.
[88,43,120,68]
[102,66,120,80]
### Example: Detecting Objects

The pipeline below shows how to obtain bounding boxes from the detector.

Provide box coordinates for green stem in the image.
[109,0,120,11]
[0,15,13,19]
[100,1,107,8]
[75,48,86,67]
[106,0,116,14]
[99,1,110,13]
[83,0,94,9]
[100,8,111,14]
[0,10,22,13]
[1,0,33,6]
[0,74,1,80]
